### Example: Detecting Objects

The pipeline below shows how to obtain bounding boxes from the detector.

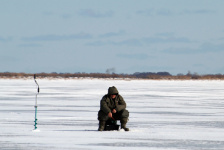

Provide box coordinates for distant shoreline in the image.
[0,72,224,80]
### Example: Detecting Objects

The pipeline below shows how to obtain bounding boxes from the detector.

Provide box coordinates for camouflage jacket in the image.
[100,94,126,114]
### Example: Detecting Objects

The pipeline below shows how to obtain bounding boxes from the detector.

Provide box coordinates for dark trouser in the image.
[98,109,129,121]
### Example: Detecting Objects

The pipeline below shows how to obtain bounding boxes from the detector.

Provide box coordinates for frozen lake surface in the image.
[1,79,224,150]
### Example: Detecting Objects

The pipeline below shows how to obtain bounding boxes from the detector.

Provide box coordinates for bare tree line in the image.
[1,72,224,80]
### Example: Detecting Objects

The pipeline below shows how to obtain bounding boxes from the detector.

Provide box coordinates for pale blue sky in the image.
[1,0,224,75]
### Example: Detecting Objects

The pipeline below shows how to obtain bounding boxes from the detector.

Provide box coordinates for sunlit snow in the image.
[1,79,224,150]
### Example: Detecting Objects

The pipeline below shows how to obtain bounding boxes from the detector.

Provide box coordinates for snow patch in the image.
[1,79,224,150]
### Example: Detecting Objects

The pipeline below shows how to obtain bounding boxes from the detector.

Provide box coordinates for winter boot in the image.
[98,120,106,131]
[121,118,129,131]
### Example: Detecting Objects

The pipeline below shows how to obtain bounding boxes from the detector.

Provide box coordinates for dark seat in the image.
[104,118,120,131]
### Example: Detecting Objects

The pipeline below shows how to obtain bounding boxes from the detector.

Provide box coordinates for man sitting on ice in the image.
[98,86,129,131]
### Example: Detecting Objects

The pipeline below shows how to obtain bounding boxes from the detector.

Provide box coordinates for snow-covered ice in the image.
[1,79,224,150]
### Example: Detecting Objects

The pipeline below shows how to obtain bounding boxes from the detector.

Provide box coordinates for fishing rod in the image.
[34,74,39,130]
